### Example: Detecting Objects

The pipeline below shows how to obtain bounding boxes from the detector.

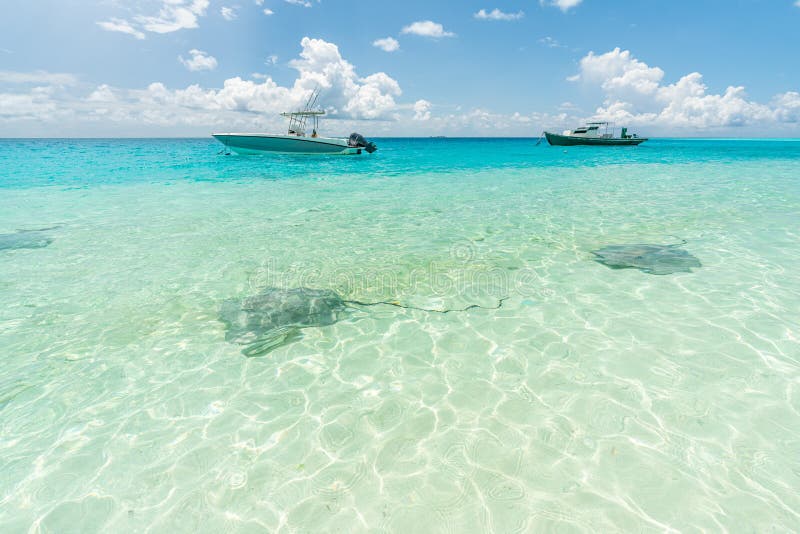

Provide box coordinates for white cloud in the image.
[0,70,77,86]
[220,6,237,20]
[569,47,796,131]
[413,99,432,121]
[87,84,117,103]
[263,8,274,15]
[266,54,279,65]
[401,20,455,38]
[96,18,146,40]
[97,1,209,39]
[4,41,799,137]
[179,49,218,71]
[0,36,393,135]
[373,37,400,52]
[474,9,524,21]
[285,0,312,6]
[542,0,583,12]
[0,88,60,120]
[284,37,402,119]
[538,36,564,48]
[75,37,405,130]
[411,107,574,136]
[773,91,800,123]
[137,0,209,33]
[569,47,664,104]
[340,72,400,118]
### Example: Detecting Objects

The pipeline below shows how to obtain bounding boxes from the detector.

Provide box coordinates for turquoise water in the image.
[1,138,799,532]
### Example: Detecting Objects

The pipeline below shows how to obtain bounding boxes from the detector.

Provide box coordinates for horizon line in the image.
[2,136,800,141]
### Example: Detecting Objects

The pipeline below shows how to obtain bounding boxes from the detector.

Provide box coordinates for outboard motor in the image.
[348,132,377,153]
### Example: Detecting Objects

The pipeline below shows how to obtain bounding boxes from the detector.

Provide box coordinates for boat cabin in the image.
[563,122,614,138]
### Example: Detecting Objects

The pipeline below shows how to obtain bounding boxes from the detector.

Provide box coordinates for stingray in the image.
[0,227,58,251]
[219,287,348,357]
[591,240,701,275]
[219,287,509,357]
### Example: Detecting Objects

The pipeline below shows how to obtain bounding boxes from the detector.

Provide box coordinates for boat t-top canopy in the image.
[281,88,325,136]
[280,110,326,117]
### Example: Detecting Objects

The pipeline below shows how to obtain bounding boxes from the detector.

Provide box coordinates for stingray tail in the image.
[343,297,509,314]
[241,326,303,357]
[665,235,688,247]
[16,225,62,234]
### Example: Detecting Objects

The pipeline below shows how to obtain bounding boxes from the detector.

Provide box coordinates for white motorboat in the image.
[212,89,377,155]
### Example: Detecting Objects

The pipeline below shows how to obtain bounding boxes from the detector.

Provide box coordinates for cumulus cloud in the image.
[4,37,406,134]
[4,41,799,137]
[373,37,400,52]
[569,47,799,131]
[474,9,524,21]
[285,0,312,6]
[97,0,209,39]
[87,84,117,103]
[773,91,800,123]
[568,47,664,107]
[0,87,61,120]
[179,49,218,71]
[263,8,274,15]
[413,99,432,121]
[57,37,400,129]
[401,20,455,38]
[283,37,402,119]
[542,0,583,12]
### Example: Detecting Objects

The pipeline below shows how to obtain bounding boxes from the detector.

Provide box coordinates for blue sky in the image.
[1,0,799,136]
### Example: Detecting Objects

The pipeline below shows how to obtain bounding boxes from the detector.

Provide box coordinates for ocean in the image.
[1,138,799,532]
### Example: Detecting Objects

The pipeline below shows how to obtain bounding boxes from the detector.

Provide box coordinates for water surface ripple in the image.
[1,138,799,532]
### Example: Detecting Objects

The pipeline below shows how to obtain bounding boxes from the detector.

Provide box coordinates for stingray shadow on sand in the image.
[0,226,60,251]
[591,239,701,275]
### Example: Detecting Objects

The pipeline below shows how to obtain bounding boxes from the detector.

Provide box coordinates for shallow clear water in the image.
[1,138,799,532]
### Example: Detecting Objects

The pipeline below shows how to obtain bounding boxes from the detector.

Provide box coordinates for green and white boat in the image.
[544,122,647,146]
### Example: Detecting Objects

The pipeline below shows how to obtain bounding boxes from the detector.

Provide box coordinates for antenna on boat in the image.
[306,86,321,111]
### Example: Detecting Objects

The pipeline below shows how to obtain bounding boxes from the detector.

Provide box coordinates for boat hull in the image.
[212,133,363,155]
[544,131,647,146]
